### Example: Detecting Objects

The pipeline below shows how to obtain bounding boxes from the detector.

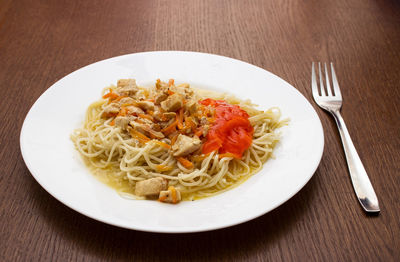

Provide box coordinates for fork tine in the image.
[330,63,342,99]
[311,62,319,98]
[318,62,326,96]
[324,63,333,96]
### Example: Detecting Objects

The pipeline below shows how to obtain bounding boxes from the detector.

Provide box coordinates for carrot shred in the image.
[194,127,203,137]
[110,119,115,126]
[168,79,174,86]
[161,120,177,135]
[192,153,210,162]
[102,89,119,101]
[158,186,179,204]
[207,117,216,124]
[148,133,157,139]
[158,195,167,202]
[167,90,175,96]
[170,133,179,145]
[177,157,194,169]
[129,129,150,143]
[176,108,184,130]
[113,95,127,102]
[153,140,171,149]
[118,106,127,117]
[138,113,154,121]
[184,116,196,130]
[218,153,238,159]
[108,93,120,101]
[169,186,177,204]
[156,165,173,172]
[102,88,112,98]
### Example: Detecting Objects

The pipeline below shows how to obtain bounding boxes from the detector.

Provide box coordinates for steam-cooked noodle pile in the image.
[71,79,287,203]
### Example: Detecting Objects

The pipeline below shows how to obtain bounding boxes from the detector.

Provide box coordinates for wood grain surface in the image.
[1,0,399,261]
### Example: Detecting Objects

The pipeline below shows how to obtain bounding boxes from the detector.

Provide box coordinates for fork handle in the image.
[331,111,380,213]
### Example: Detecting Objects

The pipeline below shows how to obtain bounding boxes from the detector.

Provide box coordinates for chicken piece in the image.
[118,86,138,97]
[116,79,138,96]
[185,99,198,115]
[135,177,168,197]
[118,97,136,106]
[158,186,181,204]
[171,134,201,157]
[152,110,163,122]
[135,90,147,100]
[173,83,193,98]
[160,94,183,112]
[137,101,155,111]
[117,79,134,88]
[155,79,169,90]
[114,116,136,130]
[126,105,144,115]
[101,103,120,118]
[154,92,168,104]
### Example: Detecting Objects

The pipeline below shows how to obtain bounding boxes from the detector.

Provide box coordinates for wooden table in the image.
[1,0,399,261]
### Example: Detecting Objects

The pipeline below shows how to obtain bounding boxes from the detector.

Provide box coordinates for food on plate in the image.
[71,79,287,204]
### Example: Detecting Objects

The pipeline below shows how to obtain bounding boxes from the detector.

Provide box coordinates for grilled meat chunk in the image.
[101,103,120,118]
[116,79,138,96]
[135,177,168,197]
[160,94,183,112]
[171,134,201,157]
[158,186,181,204]
[126,105,144,115]
[137,101,155,111]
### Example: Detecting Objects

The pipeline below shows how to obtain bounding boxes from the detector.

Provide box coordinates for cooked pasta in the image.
[71,79,287,203]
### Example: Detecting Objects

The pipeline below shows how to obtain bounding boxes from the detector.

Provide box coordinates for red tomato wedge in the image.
[199,99,253,159]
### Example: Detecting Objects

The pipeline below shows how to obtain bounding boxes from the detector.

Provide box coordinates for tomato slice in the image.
[200,99,253,159]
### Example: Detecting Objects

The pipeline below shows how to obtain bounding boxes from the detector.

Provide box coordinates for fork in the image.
[311,62,380,213]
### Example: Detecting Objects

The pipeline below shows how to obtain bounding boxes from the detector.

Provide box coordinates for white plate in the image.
[20,51,324,233]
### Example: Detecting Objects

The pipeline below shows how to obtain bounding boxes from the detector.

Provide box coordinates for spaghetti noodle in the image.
[71,79,287,203]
